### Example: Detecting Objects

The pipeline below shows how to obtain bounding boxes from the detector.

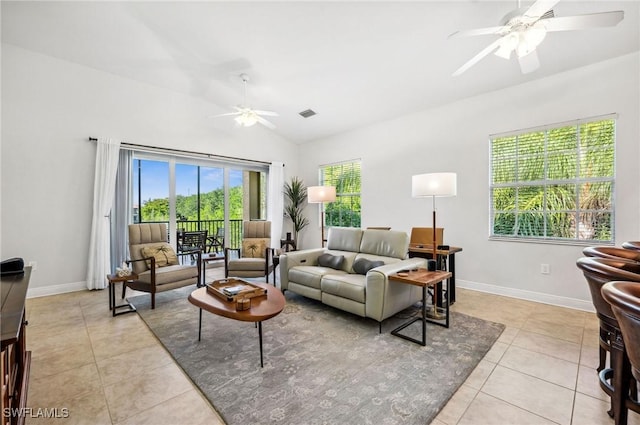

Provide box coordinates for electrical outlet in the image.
[28,261,37,270]
[540,263,550,275]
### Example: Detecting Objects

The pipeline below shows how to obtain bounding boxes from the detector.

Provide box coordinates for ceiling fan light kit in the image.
[451,0,624,76]
[211,73,278,130]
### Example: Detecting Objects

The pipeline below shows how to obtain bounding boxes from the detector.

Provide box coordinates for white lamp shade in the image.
[308,186,337,203]
[412,173,457,198]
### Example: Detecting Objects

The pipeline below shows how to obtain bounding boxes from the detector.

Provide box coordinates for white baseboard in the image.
[457,279,595,313]
[27,281,89,299]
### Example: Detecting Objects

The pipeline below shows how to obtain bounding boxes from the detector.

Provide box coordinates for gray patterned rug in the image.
[131,286,504,425]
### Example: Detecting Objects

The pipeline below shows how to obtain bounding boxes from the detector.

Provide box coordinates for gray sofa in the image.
[279,227,426,325]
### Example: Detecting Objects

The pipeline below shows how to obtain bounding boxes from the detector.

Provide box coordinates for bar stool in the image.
[576,257,640,418]
[584,246,640,263]
[623,241,640,252]
[602,280,640,425]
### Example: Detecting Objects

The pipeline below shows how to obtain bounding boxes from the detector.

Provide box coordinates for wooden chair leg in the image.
[121,282,127,299]
[151,293,156,310]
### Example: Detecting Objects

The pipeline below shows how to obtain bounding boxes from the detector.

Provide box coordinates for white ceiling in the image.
[2,1,639,143]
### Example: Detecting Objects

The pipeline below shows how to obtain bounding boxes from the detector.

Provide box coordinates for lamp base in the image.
[425,306,446,320]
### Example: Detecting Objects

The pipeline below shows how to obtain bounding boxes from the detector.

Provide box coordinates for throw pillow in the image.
[140,243,179,269]
[353,258,384,275]
[242,238,268,258]
[317,253,345,270]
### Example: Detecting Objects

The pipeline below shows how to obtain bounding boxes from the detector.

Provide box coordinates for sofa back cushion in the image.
[359,229,409,260]
[326,227,363,252]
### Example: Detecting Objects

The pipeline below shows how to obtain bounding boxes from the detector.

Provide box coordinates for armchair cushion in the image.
[352,258,384,275]
[140,243,179,268]
[317,253,345,270]
[242,238,269,258]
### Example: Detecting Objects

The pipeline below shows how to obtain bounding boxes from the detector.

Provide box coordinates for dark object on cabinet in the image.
[1,266,31,425]
[1,258,24,276]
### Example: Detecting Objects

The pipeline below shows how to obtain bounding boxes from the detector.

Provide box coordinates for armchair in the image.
[224,221,274,283]
[125,223,201,309]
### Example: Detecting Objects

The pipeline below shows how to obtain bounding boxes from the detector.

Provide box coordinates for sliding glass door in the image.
[132,154,267,250]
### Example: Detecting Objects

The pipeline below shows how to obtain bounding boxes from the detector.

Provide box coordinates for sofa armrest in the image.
[279,248,326,290]
[365,257,428,322]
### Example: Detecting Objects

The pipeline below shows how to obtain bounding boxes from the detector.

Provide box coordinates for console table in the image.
[1,267,31,425]
[408,245,462,303]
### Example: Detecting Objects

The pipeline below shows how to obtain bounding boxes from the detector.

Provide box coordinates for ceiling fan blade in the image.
[452,37,504,77]
[253,110,279,117]
[523,0,560,20]
[448,26,508,38]
[210,112,241,118]
[518,49,540,74]
[256,116,276,130]
[544,11,624,32]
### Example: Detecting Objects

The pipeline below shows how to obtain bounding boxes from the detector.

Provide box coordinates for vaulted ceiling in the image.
[3,1,638,143]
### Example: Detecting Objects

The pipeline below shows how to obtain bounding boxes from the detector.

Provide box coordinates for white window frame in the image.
[318,159,362,229]
[489,113,616,245]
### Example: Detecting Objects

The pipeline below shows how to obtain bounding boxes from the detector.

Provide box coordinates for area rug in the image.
[131,287,504,425]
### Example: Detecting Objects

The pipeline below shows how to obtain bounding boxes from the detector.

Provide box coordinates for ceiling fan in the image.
[450,0,624,76]
[212,73,278,129]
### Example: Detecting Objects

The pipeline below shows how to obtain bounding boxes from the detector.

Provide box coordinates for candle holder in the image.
[236,297,251,311]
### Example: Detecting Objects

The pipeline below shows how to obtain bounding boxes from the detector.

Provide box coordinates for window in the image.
[320,160,362,228]
[490,115,615,244]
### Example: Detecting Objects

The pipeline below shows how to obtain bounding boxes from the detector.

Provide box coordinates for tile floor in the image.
[23,265,637,424]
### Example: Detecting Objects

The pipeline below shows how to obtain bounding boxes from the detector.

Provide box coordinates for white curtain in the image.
[86,138,121,290]
[268,162,285,249]
[110,149,133,272]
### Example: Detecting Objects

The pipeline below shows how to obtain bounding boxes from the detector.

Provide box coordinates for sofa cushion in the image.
[227,257,266,271]
[353,258,384,275]
[317,253,345,270]
[140,243,179,269]
[326,227,363,252]
[359,229,409,259]
[289,266,347,290]
[321,273,366,303]
[138,264,197,285]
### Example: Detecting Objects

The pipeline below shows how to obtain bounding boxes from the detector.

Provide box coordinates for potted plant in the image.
[283,177,309,246]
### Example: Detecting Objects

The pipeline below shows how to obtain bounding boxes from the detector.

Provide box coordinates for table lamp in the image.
[308,186,336,247]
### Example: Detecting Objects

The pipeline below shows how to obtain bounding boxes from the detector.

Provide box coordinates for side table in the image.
[106,273,138,317]
[389,269,451,346]
[200,252,225,287]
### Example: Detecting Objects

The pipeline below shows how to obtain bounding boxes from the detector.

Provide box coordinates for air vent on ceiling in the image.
[541,9,555,19]
[299,109,317,118]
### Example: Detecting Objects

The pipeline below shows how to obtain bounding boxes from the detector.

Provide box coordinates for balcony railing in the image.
[140,219,244,251]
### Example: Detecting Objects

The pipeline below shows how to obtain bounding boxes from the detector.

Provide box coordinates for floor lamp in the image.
[412,173,457,316]
[308,186,336,247]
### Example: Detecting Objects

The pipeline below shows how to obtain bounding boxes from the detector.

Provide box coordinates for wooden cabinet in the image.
[1,267,31,425]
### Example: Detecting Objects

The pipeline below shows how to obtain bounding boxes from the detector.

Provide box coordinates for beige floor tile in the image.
[458,392,557,425]
[89,326,158,362]
[481,365,574,424]
[435,384,477,425]
[496,326,520,344]
[96,344,174,386]
[531,304,587,328]
[499,345,578,389]
[103,363,194,423]
[511,330,581,363]
[115,390,224,425]
[579,343,601,370]
[30,342,96,378]
[576,364,608,402]
[463,359,496,391]
[521,317,584,344]
[28,363,103,408]
[571,392,614,425]
[483,341,509,363]
[27,390,111,425]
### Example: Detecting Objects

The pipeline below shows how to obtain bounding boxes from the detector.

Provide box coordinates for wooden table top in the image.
[408,245,463,255]
[188,282,285,323]
[389,268,452,287]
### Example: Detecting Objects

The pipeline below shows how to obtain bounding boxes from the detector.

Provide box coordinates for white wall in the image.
[298,52,640,310]
[1,44,299,295]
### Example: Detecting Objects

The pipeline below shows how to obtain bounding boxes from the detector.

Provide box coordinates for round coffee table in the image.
[188,282,285,367]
